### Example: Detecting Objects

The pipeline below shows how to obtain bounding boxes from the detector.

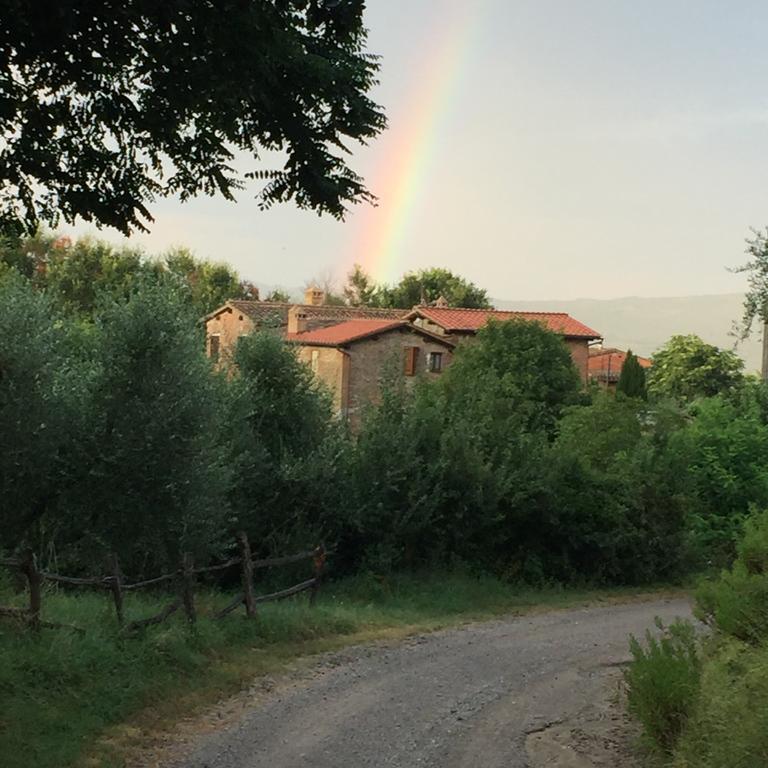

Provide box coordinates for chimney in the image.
[304,286,325,306]
[288,306,309,334]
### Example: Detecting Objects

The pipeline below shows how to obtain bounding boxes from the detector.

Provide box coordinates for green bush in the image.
[672,639,768,768]
[625,618,701,754]
[695,510,768,644]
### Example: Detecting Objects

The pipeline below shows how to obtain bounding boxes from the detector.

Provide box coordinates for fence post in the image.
[21,549,41,631]
[309,544,326,607]
[181,553,196,625]
[107,553,125,626]
[238,532,256,618]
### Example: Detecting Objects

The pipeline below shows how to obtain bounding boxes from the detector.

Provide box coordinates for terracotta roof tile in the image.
[286,319,408,346]
[409,307,602,339]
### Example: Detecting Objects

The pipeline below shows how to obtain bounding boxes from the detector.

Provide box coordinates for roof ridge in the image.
[417,305,570,317]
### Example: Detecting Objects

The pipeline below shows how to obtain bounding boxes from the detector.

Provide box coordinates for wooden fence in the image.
[0,532,326,634]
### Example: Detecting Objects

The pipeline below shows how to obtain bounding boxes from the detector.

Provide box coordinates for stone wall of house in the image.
[205,306,255,363]
[344,330,453,430]
[565,339,590,385]
[295,346,347,416]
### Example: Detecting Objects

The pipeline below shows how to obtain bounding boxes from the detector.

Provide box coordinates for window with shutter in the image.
[404,346,419,376]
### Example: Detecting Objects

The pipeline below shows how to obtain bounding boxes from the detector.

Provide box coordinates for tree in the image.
[0,2,386,236]
[226,332,343,552]
[649,335,744,402]
[441,318,582,438]
[163,247,258,316]
[733,227,768,380]
[617,350,648,400]
[0,272,76,549]
[377,267,491,309]
[67,282,230,573]
[343,263,379,306]
[0,232,257,317]
[264,288,292,303]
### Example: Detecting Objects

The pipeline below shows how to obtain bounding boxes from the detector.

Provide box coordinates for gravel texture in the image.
[158,597,691,768]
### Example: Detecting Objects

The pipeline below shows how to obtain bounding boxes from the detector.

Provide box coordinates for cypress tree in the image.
[617,350,648,400]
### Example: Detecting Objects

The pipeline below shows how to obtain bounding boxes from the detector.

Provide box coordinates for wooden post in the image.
[309,544,326,607]
[21,549,41,631]
[107,553,125,626]
[238,532,256,618]
[181,553,196,626]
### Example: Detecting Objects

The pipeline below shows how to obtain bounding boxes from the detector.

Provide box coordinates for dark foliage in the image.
[0,1,385,236]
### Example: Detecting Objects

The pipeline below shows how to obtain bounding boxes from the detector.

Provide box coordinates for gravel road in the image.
[162,597,691,768]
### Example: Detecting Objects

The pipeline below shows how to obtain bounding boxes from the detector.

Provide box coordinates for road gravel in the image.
[162,597,691,768]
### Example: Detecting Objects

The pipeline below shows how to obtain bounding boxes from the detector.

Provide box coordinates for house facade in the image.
[406,306,602,384]
[203,287,407,364]
[285,315,455,429]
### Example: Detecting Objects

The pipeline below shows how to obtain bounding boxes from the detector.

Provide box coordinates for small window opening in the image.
[428,352,443,373]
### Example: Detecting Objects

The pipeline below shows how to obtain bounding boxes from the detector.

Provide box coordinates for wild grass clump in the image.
[625,618,701,754]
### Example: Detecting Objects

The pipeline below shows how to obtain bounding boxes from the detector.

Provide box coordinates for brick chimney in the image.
[288,306,309,334]
[304,286,325,306]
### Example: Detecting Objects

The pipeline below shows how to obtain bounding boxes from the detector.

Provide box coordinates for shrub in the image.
[695,510,768,644]
[671,639,768,768]
[625,618,701,754]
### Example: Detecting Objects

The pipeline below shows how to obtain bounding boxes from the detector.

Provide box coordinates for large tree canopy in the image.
[341,264,491,309]
[0,232,257,317]
[649,334,744,402]
[0,1,385,236]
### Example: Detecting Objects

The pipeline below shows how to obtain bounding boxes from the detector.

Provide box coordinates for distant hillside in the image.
[494,294,763,374]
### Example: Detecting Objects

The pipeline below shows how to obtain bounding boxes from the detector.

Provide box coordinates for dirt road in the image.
[161,597,690,768]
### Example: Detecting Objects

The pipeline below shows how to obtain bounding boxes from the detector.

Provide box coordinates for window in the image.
[428,352,443,373]
[311,349,319,373]
[209,334,220,362]
[404,346,419,376]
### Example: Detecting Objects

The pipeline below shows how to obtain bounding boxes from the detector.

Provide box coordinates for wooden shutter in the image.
[404,346,419,376]
[209,335,220,362]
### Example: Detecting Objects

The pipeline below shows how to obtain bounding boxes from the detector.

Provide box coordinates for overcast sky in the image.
[68,0,768,300]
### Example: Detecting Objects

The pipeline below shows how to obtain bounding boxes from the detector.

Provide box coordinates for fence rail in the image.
[0,534,326,634]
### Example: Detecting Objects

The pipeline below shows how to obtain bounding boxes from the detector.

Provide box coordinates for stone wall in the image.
[204,306,255,364]
[344,329,453,430]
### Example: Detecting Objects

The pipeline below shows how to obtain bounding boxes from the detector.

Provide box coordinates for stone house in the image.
[405,306,602,384]
[285,311,455,429]
[202,287,407,364]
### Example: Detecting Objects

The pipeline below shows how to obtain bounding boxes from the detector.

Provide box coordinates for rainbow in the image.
[349,6,484,283]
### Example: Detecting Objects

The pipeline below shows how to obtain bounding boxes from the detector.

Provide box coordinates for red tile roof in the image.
[408,307,602,339]
[588,348,652,381]
[286,319,408,347]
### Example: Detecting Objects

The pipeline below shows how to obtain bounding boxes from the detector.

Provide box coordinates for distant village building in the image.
[203,288,602,426]
[588,347,652,390]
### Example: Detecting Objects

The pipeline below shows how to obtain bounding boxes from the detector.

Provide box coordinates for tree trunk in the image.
[763,321,768,382]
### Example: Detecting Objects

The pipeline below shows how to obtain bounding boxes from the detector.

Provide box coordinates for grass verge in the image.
[0,571,685,768]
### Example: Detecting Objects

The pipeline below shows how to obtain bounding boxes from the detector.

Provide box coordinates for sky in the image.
[68,0,768,300]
